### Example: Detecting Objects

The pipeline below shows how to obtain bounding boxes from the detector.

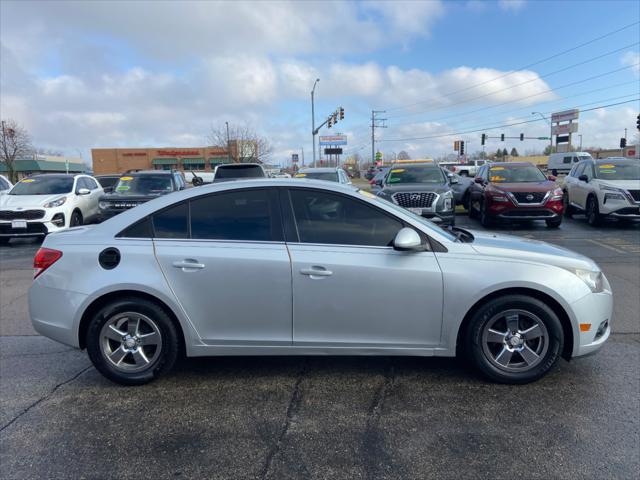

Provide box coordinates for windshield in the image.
[215,165,264,180]
[357,189,457,242]
[488,165,547,183]
[595,162,640,180]
[295,172,338,182]
[9,176,74,195]
[386,167,445,184]
[113,175,173,195]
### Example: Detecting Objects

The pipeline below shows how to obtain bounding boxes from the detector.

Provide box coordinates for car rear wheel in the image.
[465,295,563,384]
[86,297,180,385]
[70,210,83,227]
[586,196,602,226]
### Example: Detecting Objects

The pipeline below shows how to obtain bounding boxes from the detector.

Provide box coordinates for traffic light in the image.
[327,115,333,128]
[636,113,640,131]
[520,133,524,141]
[339,107,344,120]
[454,140,460,151]
[333,112,338,124]
[620,137,626,148]
[481,133,486,146]
[459,141,465,155]
[500,133,505,141]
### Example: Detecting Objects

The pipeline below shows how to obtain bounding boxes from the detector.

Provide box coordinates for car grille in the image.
[0,209,45,220]
[0,222,47,235]
[628,190,640,202]
[392,192,436,208]
[510,192,547,204]
[108,202,142,209]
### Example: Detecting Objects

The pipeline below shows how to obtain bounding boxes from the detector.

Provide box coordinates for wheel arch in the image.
[455,287,574,361]
[78,289,186,353]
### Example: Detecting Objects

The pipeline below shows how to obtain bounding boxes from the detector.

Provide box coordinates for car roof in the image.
[216,163,262,168]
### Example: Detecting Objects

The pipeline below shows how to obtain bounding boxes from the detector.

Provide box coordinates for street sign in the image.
[552,123,578,135]
[556,135,570,144]
[319,135,347,146]
[324,148,343,155]
[291,153,299,162]
[551,109,579,123]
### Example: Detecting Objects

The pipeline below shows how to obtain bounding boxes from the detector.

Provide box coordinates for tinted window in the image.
[115,175,173,195]
[118,217,154,238]
[86,177,99,189]
[0,177,10,189]
[10,176,74,195]
[214,165,264,180]
[76,178,91,191]
[563,156,572,164]
[97,176,119,189]
[190,189,278,241]
[574,163,586,177]
[289,189,402,246]
[153,202,188,238]
[296,171,339,182]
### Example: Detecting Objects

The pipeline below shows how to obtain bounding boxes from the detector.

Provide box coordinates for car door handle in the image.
[172,259,205,270]
[300,267,333,278]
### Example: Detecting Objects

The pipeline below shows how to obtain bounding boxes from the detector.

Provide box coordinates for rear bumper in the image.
[29,283,87,348]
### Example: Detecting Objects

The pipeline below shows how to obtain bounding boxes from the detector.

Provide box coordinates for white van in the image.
[547,152,593,175]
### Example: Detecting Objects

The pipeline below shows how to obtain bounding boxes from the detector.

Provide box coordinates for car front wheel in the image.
[586,196,602,226]
[86,297,180,385]
[465,295,564,384]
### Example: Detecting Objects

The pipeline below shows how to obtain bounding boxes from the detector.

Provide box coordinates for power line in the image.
[386,20,640,113]
[379,98,639,143]
[388,42,639,120]
[386,66,639,130]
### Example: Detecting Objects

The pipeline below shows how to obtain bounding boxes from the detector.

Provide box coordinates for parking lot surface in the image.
[1,214,638,479]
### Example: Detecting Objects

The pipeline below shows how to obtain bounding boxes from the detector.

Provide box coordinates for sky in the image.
[1,0,639,167]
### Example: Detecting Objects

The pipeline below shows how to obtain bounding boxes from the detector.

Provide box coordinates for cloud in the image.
[621,51,640,77]
[498,0,527,11]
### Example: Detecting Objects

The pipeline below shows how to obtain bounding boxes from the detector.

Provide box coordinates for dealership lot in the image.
[1,215,638,479]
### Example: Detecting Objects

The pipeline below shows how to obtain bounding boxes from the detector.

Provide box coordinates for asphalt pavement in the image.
[0,213,638,479]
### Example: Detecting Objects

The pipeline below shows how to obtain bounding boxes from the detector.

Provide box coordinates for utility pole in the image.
[311,78,320,167]
[225,121,231,163]
[371,110,387,165]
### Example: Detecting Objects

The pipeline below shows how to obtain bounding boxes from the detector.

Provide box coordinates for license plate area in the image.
[408,207,423,215]
[11,220,27,229]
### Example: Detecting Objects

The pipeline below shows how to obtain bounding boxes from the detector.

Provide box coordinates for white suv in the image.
[0,173,103,243]
[563,158,640,226]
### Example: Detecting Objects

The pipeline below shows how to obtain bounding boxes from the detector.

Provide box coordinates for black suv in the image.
[375,163,457,226]
[98,170,186,221]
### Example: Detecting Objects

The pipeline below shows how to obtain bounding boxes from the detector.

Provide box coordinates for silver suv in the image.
[563,158,640,225]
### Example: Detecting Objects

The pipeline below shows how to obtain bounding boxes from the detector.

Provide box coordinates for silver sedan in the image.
[29,179,612,385]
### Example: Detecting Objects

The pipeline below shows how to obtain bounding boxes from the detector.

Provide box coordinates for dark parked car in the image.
[468,162,564,228]
[95,175,121,193]
[375,163,456,225]
[213,163,266,182]
[97,170,186,221]
[442,169,474,209]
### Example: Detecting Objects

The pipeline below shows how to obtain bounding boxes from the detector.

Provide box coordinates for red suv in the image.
[468,162,564,228]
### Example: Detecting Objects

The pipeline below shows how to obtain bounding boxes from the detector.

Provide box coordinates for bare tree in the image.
[1,119,32,183]
[208,123,273,164]
[397,150,411,160]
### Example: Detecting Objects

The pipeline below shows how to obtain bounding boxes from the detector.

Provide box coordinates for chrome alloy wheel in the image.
[481,309,549,372]
[99,312,162,373]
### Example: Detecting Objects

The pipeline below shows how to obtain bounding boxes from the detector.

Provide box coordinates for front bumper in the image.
[570,279,613,358]
[0,207,68,237]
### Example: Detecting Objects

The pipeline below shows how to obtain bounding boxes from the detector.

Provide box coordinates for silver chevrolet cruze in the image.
[29,179,612,385]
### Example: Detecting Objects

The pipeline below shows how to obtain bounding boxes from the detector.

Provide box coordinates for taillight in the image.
[33,248,63,279]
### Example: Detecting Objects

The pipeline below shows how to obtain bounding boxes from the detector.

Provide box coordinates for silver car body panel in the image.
[29,179,612,359]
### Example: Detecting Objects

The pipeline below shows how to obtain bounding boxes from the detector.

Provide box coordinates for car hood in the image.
[0,193,66,209]
[596,179,640,191]
[469,229,597,271]
[490,181,555,193]
[381,183,451,194]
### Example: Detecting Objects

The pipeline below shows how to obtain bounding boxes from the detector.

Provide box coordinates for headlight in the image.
[99,201,109,210]
[570,268,604,293]
[43,197,67,208]
[442,191,453,210]
[550,187,563,201]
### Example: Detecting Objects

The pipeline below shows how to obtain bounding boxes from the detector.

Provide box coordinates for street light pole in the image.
[532,112,552,152]
[225,121,231,163]
[311,78,319,168]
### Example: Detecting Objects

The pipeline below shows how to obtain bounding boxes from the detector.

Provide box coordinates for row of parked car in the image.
[367,157,640,228]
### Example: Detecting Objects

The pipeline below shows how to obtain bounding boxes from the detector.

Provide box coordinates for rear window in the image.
[295,172,339,182]
[214,165,265,181]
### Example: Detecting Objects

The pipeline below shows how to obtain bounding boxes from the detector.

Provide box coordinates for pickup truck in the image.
[449,159,490,177]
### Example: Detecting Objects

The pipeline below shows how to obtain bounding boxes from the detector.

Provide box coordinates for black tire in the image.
[464,295,564,384]
[562,191,573,218]
[480,200,493,227]
[70,210,83,227]
[86,297,180,385]
[545,217,562,228]
[586,195,602,227]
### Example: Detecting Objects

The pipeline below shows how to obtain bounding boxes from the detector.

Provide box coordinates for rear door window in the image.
[152,202,189,238]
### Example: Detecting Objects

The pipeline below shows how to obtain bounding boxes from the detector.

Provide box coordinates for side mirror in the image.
[474,176,484,184]
[375,179,383,187]
[547,174,557,182]
[578,174,589,183]
[77,188,91,195]
[393,228,423,251]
